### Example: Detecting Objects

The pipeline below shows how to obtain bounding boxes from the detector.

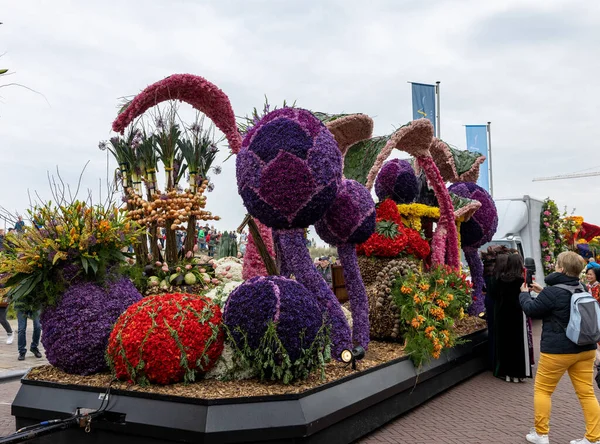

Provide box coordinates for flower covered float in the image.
[9,72,491,409]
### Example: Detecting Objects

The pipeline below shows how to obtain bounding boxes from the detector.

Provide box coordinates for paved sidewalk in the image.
[0,320,48,377]
[362,320,600,443]
[0,380,20,436]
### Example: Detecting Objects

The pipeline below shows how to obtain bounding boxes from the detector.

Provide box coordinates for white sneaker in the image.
[570,438,600,444]
[526,428,549,444]
[6,333,13,345]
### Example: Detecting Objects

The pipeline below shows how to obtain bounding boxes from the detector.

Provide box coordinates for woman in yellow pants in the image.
[520,251,600,444]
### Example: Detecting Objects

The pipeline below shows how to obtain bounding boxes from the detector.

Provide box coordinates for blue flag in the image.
[465,125,489,192]
[411,83,436,133]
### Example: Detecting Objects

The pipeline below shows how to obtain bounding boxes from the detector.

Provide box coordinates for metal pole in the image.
[487,121,493,197]
[435,81,441,138]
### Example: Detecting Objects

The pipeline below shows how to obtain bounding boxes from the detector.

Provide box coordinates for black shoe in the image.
[30,349,42,359]
[18,353,25,361]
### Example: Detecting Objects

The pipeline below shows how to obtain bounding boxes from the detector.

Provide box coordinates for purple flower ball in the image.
[374,159,418,204]
[40,278,142,375]
[223,276,323,362]
[236,108,342,229]
[315,179,376,246]
[448,182,498,248]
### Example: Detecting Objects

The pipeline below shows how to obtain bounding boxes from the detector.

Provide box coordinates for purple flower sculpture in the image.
[236,108,352,359]
[40,278,142,375]
[374,159,418,204]
[448,182,498,315]
[237,107,341,229]
[224,276,323,362]
[315,179,375,349]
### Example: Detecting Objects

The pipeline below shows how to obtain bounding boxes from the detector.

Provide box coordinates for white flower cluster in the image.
[204,343,257,381]
[213,257,243,283]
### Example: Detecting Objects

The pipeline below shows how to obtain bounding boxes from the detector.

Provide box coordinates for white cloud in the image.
[1,0,600,237]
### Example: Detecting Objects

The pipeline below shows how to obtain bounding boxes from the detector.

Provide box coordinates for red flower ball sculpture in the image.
[107,293,224,385]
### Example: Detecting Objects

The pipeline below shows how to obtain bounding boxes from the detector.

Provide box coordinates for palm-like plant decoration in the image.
[154,109,181,190]
[103,131,136,191]
[101,129,150,263]
[136,130,158,193]
[177,116,221,252]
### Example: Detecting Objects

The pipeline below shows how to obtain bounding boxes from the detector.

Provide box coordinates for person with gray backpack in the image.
[519,251,600,444]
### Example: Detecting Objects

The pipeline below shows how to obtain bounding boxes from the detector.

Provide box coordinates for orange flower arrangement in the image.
[391,265,472,367]
[429,306,445,320]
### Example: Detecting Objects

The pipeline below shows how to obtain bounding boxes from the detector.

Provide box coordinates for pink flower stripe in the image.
[417,155,459,270]
[242,220,276,280]
[112,73,242,154]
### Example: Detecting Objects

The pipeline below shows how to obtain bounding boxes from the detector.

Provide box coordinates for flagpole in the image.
[435,81,441,138]
[487,121,494,197]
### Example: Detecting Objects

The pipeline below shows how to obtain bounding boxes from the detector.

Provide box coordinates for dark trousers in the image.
[0,307,12,335]
[17,311,41,355]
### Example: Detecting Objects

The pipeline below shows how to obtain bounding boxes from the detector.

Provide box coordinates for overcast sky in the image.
[1,0,599,241]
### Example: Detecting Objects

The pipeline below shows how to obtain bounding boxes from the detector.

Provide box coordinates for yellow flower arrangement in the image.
[397,203,441,219]
[0,201,143,311]
[397,203,440,232]
[566,215,584,227]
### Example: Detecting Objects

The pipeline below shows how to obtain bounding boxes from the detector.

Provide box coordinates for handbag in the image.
[595,367,600,390]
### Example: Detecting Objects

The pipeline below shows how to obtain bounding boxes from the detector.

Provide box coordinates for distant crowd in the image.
[0,216,42,363]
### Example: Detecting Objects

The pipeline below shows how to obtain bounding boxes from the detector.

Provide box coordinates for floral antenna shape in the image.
[365,119,433,191]
[429,138,486,184]
[112,74,242,154]
[321,113,374,157]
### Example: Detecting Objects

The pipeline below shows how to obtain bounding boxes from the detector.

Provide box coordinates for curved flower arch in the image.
[365,119,459,269]
[112,73,242,154]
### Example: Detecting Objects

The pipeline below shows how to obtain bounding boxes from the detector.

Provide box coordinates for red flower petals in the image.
[357,199,430,259]
[107,293,224,385]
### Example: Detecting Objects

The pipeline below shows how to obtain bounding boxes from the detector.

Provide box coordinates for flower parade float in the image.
[11,75,489,444]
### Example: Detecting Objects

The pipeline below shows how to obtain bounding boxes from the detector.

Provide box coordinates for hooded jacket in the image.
[519,272,597,355]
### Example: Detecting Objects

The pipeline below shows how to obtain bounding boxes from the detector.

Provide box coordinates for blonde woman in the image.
[520,251,600,444]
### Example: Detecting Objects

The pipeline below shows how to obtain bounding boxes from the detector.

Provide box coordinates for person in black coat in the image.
[519,251,600,444]
[492,252,533,382]
[482,245,509,372]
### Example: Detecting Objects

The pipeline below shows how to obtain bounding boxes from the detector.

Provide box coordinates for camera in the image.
[524,257,536,286]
